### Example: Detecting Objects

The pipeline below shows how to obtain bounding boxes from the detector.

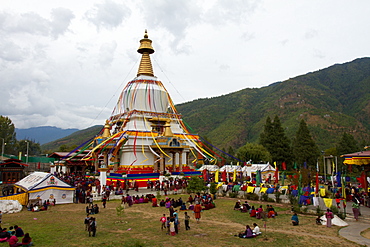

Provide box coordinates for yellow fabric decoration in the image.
[216,182,224,189]
[215,170,219,183]
[323,198,333,208]
[260,188,268,193]
[247,186,255,193]
[320,188,326,197]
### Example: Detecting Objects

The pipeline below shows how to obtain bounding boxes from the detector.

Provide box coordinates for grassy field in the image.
[2,195,359,247]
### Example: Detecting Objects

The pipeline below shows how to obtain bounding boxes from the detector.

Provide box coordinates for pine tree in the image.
[259,115,292,167]
[337,132,359,155]
[292,119,320,166]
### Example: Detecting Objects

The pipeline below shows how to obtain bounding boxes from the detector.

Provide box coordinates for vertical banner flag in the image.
[282,161,286,171]
[215,170,219,183]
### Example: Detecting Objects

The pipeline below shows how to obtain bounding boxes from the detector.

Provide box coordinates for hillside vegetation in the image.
[176,57,370,150]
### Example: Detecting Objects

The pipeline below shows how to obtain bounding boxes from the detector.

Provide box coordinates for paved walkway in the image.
[339,221,370,246]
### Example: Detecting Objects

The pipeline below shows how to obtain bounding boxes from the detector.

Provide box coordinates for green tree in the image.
[259,115,292,166]
[236,142,272,163]
[336,132,359,155]
[336,132,359,173]
[0,115,17,155]
[17,140,42,156]
[187,176,207,193]
[226,146,235,164]
[292,119,320,166]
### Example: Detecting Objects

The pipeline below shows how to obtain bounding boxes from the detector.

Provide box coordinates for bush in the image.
[288,194,298,205]
[245,193,259,201]
[316,206,322,216]
[274,191,282,203]
[291,205,300,213]
[330,205,339,215]
[261,193,269,201]
[229,192,238,198]
[267,198,275,203]
[209,182,217,195]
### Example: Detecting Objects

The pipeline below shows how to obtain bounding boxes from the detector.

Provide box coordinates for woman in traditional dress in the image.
[325,209,334,227]
[169,218,176,236]
[193,202,202,223]
[352,201,360,221]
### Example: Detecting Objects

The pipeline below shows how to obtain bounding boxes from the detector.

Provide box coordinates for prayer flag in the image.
[202,169,207,182]
[316,161,319,172]
[274,165,279,184]
[222,170,227,182]
[336,171,342,188]
[332,161,335,174]
[215,170,219,183]
[233,169,236,182]
[323,198,333,208]
[274,161,277,169]
[282,161,286,171]
[315,172,319,197]
[293,162,297,170]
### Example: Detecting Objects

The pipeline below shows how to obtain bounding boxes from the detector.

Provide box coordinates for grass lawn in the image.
[2,195,359,247]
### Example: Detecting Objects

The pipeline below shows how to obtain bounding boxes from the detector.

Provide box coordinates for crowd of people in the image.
[155,193,216,236]
[27,199,56,212]
[0,225,32,246]
[234,201,277,219]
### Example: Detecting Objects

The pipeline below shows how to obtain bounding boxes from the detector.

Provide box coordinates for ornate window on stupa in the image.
[148,117,167,134]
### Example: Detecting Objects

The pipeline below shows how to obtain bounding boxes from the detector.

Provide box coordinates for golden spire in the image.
[163,120,174,137]
[137,30,155,77]
[102,120,111,138]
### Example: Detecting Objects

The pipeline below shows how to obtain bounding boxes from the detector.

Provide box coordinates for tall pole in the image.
[25,140,29,164]
[322,153,326,182]
[1,138,5,161]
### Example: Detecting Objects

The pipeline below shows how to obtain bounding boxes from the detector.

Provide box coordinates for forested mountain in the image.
[176,58,370,150]
[16,126,78,144]
[41,125,103,152]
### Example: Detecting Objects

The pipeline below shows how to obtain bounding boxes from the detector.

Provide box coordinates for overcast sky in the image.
[1,0,369,130]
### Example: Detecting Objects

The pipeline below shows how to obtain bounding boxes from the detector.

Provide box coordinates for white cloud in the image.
[85,0,131,31]
[50,8,75,39]
[99,41,117,67]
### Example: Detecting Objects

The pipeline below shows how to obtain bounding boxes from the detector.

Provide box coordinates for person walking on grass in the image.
[160,214,166,231]
[193,202,202,223]
[102,196,107,208]
[184,212,190,230]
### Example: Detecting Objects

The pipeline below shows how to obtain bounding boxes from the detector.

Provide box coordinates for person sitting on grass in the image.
[316,215,323,225]
[21,233,33,247]
[291,213,299,226]
[249,206,256,217]
[7,231,21,247]
[234,200,241,210]
[238,225,254,238]
[252,223,261,236]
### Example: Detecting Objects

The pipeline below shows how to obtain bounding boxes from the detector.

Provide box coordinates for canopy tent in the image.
[219,165,242,172]
[14,172,75,204]
[342,150,370,166]
[197,165,219,172]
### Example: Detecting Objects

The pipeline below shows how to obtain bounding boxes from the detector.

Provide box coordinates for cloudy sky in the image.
[1,0,369,130]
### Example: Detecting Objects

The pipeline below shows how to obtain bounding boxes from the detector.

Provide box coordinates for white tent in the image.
[197,165,220,172]
[14,172,75,204]
[219,165,242,172]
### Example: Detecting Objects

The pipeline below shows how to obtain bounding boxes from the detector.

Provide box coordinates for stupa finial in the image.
[137,30,155,77]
